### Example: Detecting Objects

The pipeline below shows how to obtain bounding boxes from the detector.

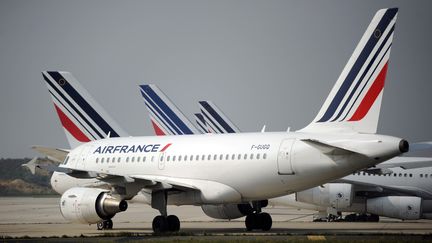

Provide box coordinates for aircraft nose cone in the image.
[399,139,409,153]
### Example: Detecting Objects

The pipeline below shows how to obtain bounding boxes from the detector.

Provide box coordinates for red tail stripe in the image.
[54,104,90,142]
[151,120,166,136]
[349,62,388,121]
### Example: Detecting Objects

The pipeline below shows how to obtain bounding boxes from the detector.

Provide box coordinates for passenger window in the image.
[143,156,146,162]
[131,157,135,162]
[112,157,115,163]
[232,154,235,160]
[184,155,187,162]
[214,154,217,160]
[107,158,110,163]
[404,173,407,177]
[425,174,428,178]
[196,155,199,161]
[399,173,402,177]
[126,157,129,163]
[172,155,176,161]
[137,156,140,162]
[219,154,223,160]
[167,156,170,162]
[207,155,211,160]
[101,158,104,163]
[225,154,229,160]
[160,156,164,161]
[257,153,260,159]
[244,154,247,160]
[96,158,99,163]
[250,154,254,160]
[190,155,194,161]
[393,173,396,177]
[238,154,241,160]
[118,157,121,163]
[151,156,154,162]
[420,174,423,178]
[179,155,182,162]
[409,174,412,177]
[202,155,205,161]
[263,153,267,159]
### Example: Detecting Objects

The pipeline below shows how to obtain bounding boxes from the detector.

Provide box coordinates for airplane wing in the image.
[335,178,432,200]
[374,156,432,170]
[31,145,70,162]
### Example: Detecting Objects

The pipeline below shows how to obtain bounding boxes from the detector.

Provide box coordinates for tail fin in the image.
[139,84,200,135]
[301,8,398,134]
[198,101,241,133]
[194,113,208,134]
[42,71,128,148]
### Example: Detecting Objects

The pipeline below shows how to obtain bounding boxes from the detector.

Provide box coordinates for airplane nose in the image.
[399,139,409,153]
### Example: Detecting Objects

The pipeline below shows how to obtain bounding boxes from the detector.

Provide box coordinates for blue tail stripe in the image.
[46,72,120,137]
[43,73,105,139]
[199,101,235,133]
[317,8,397,122]
[48,90,98,140]
[140,89,183,135]
[140,85,194,134]
[194,113,207,133]
[201,109,224,133]
[331,25,395,122]
[341,43,392,121]
[143,97,178,135]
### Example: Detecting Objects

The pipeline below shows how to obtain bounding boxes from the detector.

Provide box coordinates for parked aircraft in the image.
[29,8,410,233]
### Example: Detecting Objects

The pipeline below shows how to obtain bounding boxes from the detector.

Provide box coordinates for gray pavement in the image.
[0,197,431,238]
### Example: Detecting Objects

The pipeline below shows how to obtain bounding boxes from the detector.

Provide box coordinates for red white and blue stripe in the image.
[315,8,397,124]
[139,84,200,136]
[43,71,128,148]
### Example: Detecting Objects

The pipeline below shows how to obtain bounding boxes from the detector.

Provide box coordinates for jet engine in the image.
[201,204,254,219]
[60,187,128,224]
[296,183,353,209]
[367,196,421,220]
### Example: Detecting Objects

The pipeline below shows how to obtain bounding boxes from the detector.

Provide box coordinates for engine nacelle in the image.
[201,204,253,219]
[367,196,421,220]
[60,187,128,224]
[296,183,353,209]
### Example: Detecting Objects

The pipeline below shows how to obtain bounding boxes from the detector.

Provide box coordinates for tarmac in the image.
[1,197,432,241]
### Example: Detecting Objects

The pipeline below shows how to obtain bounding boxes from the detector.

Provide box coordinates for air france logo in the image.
[93,143,172,154]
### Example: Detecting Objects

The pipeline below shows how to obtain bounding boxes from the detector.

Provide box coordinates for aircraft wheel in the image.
[245,214,256,231]
[152,215,168,233]
[167,215,180,232]
[97,221,104,230]
[259,212,272,231]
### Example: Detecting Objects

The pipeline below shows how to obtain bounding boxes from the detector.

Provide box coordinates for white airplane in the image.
[193,93,432,222]
[269,164,432,221]
[31,8,409,233]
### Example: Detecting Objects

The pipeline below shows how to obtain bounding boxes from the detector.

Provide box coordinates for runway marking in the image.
[307,235,326,241]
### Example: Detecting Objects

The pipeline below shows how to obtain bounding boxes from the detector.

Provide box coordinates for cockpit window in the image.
[63,156,70,165]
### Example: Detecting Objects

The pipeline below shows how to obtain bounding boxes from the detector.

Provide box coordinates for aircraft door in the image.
[277,139,295,175]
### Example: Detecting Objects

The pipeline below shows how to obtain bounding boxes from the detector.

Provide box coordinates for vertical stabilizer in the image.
[42,71,128,148]
[301,8,398,134]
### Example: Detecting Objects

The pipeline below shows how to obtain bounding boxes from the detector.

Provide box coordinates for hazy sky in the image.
[1,0,432,158]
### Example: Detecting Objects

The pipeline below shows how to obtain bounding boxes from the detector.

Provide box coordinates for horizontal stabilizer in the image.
[376,156,432,170]
[31,146,69,162]
[301,138,364,155]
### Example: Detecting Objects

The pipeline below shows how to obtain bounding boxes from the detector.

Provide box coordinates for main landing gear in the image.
[96,219,113,230]
[245,200,272,231]
[151,190,181,233]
